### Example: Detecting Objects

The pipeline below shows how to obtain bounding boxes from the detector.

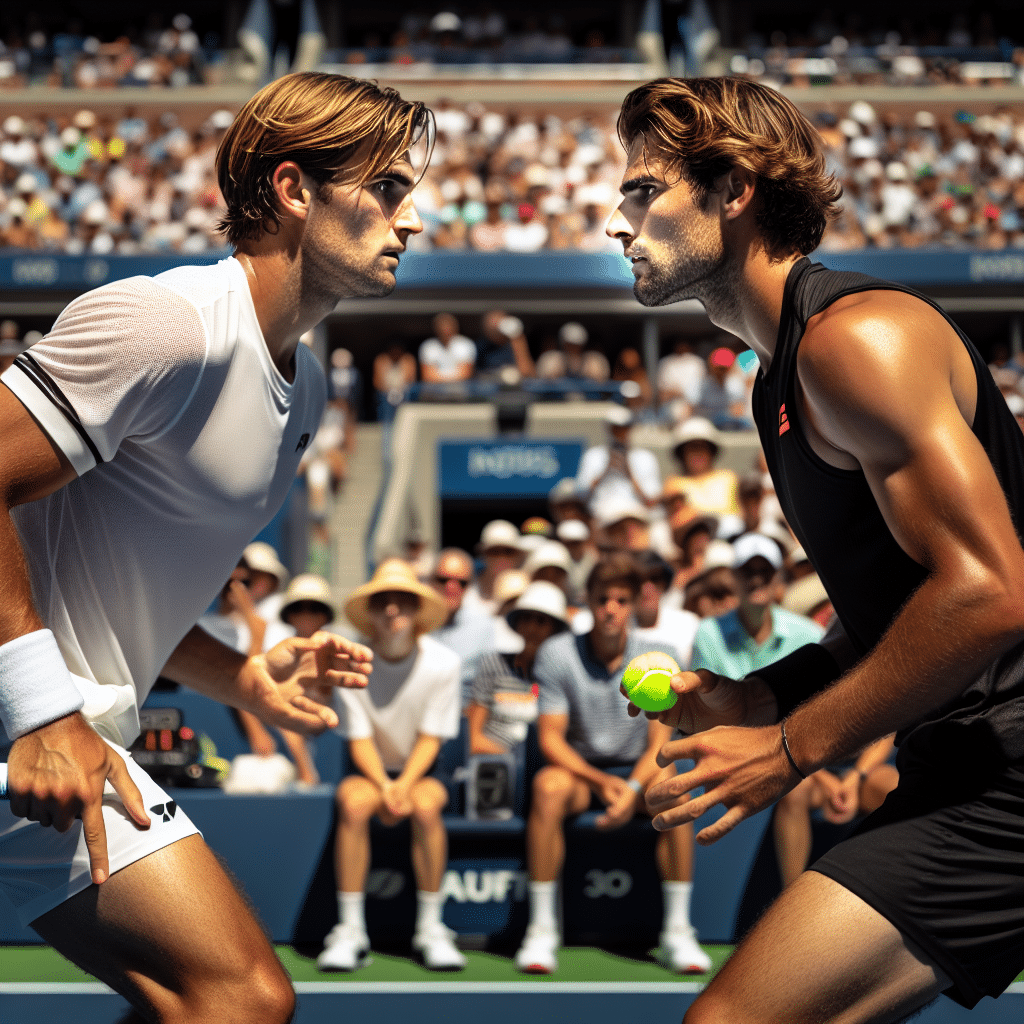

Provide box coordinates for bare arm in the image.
[0,385,149,884]
[647,294,1024,841]
[537,712,612,791]
[466,701,507,755]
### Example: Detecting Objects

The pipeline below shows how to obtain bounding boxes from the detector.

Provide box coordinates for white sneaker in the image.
[655,926,712,974]
[515,922,559,974]
[317,923,371,972]
[412,922,467,970]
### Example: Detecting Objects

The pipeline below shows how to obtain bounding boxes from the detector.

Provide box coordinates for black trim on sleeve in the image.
[14,353,104,466]
[746,643,842,720]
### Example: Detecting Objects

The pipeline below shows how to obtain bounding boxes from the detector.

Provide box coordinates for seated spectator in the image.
[515,554,711,975]
[547,476,591,526]
[649,476,689,561]
[668,507,719,593]
[594,497,652,555]
[467,580,569,755]
[418,312,476,384]
[320,559,464,972]
[773,734,898,890]
[536,321,610,383]
[466,519,523,615]
[612,347,654,419]
[505,201,549,252]
[689,347,752,430]
[576,406,661,515]
[631,550,700,667]
[474,310,535,381]
[691,533,824,680]
[555,518,597,607]
[657,336,706,423]
[521,539,574,598]
[670,417,741,517]
[489,568,532,654]
[680,540,739,618]
[429,547,497,698]
[242,540,291,628]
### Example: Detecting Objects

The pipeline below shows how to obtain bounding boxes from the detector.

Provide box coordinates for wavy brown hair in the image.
[216,72,433,245]
[617,77,842,259]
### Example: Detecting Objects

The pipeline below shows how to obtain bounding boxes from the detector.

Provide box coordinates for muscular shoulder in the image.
[796,289,973,465]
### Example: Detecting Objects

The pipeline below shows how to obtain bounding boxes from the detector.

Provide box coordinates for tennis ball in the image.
[621,651,680,712]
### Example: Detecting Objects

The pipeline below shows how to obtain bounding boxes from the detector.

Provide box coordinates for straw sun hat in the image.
[343,558,448,636]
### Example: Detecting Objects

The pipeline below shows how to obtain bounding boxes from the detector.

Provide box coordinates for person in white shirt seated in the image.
[417,312,476,385]
[631,550,700,668]
[319,560,466,973]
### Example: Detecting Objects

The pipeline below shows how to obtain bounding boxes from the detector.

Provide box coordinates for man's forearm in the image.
[161,625,250,708]
[785,572,1024,772]
[398,735,442,785]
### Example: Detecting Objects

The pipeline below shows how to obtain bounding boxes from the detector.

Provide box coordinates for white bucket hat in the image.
[243,541,289,589]
[280,574,337,623]
[523,540,572,576]
[507,580,569,631]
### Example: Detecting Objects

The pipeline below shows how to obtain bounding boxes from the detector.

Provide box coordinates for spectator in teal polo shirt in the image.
[692,533,824,677]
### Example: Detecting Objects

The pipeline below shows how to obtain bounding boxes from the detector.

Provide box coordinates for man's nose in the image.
[605,205,632,242]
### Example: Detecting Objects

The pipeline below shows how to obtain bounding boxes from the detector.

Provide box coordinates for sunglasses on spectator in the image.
[434,575,470,588]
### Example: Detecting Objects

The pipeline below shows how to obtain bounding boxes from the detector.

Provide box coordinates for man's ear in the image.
[721,167,757,221]
[271,161,311,223]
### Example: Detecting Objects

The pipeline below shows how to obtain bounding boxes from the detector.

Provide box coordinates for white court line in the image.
[4,982,1023,996]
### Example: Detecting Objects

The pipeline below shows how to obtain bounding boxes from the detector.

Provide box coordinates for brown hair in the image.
[586,552,641,599]
[617,77,842,259]
[216,72,433,245]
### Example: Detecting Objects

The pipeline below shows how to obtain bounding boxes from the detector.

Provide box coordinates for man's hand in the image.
[6,712,150,885]
[381,778,413,818]
[622,669,776,733]
[644,724,799,844]
[594,773,639,830]
[820,770,859,824]
[239,632,373,734]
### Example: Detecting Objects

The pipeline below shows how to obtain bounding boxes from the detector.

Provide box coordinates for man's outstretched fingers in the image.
[695,804,746,845]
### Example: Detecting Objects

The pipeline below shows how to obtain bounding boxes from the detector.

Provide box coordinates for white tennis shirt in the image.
[1,257,326,747]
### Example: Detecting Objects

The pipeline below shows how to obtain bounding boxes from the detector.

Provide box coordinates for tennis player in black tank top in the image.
[606,78,1024,1021]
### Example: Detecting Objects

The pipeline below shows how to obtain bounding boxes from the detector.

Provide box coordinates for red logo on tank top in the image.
[779,404,790,436]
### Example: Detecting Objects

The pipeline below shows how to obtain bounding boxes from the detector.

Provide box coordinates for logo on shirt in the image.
[778,403,790,436]
[295,433,311,452]
[150,801,177,823]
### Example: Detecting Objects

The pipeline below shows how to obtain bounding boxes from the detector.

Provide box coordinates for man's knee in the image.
[336,776,379,822]
[531,766,576,808]
[182,951,294,1024]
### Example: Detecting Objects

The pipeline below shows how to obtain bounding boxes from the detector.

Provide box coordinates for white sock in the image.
[416,889,443,933]
[529,880,558,931]
[662,881,693,933]
[338,891,366,933]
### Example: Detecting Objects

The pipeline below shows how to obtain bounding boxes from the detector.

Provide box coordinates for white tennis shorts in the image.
[0,740,200,926]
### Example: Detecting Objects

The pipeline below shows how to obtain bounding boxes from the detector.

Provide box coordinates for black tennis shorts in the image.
[811,732,1024,1009]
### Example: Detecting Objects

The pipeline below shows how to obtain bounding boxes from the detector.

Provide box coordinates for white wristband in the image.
[0,629,85,739]
[626,777,644,795]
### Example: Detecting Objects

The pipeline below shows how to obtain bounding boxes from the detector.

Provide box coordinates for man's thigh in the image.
[31,833,291,1023]
[686,870,949,1024]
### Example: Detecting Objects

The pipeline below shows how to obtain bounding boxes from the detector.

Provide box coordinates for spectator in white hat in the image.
[536,321,610,383]
[595,496,652,554]
[691,533,824,682]
[467,580,569,756]
[680,539,739,619]
[321,559,464,973]
[242,540,291,625]
[556,518,597,606]
[464,519,523,615]
[522,539,573,598]
[670,417,741,517]
[576,405,661,518]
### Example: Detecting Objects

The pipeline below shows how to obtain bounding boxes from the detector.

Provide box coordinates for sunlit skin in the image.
[366,590,419,661]
[431,552,474,621]
[235,152,423,380]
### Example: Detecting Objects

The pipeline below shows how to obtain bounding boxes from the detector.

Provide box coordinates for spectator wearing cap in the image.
[0,116,39,171]
[632,551,700,668]
[547,477,591,526]
[670,417,741,518]
[466,519,524,615]
[429,547,497,700]
[418,312,476,385]
[242,540,290,626]
[556,518,597,607]
[488,568,532,654]
[474,310,535,381]
[576,406,661,518]
[515,553,710,976]
[595,497,652,556]
[680,540,739,619]
[321,559,465,972]
[522,539,573,595]
[536,322,610,383]
[691,533,824,683]
[467,580,569,756]
[689,347,751,431]
[505,201,549,253]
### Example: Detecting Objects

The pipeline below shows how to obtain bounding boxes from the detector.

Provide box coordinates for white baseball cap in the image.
[523,540,572,576]
[732,532,784,571]
[556,519,590,543]
[478,519,521,552]
[243,541,289,588]
[507,580,569,630]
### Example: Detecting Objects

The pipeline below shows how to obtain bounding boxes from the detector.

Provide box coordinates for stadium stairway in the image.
[331,422,385,595]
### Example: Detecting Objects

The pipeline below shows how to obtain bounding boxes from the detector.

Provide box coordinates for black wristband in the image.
[748,643,842,720]
[780,720,807,779]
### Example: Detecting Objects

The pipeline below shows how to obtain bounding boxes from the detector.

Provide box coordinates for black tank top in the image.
[753,258,1024,761]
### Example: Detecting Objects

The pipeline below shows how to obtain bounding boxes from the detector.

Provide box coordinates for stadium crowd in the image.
[1,92,1024,256]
